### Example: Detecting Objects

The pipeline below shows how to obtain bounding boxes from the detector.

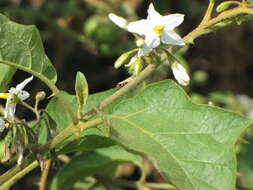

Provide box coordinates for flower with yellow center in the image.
[126,3,185,56]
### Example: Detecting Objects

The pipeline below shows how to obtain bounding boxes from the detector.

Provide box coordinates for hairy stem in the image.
[0,161,39,190]
[39,160,52,190]
[199,0,215,27]
[183,7,253,44]
[41,118,103,151]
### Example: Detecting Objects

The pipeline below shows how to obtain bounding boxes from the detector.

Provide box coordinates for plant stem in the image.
[39,160,52,190]
[20,101,40,120]
[41,118,103,151]
[0,161,39,190]
[183,7,253,44]
[199,0,215,27]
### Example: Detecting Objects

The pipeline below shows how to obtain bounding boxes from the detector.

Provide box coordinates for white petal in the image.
[0,117,5,132]
[147,3,163,22]
[138,45,153,57]
[108,13,128,29]
[17,90,30,101]
[15,76,33,92]
[161,30,185,46]
[9,87,18,94]
[145,34,160,48]
[127,19,150,35]
[163,14,184,30]
[172,63,190,86]
[5,97,16,118]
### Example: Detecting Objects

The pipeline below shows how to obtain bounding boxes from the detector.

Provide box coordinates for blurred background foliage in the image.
[1,0,253,189]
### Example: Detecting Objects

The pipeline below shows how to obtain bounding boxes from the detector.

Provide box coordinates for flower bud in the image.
[216,1,239,13]
[114,49,137,68]
[171,62,190,86]
[36,91,46,102]
[108,13,128,29]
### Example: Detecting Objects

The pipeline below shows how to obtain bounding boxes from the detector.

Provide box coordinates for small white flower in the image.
[127,3,185,56]
[0,117,5,132]
[171,62,190,86]
[108,13,128,29]
[4,76,33,118]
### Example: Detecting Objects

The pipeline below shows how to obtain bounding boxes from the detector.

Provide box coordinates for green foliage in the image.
[108,80,252,190]
[50,145,142,190]
[75,72,89,113]
[0,14,57,91]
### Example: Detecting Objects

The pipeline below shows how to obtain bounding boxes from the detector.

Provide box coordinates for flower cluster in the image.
[109,3,190,86]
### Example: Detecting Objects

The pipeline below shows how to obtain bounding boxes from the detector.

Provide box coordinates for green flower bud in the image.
[216,1,240,13]
[114,49,137,68]
[36,91,46,102]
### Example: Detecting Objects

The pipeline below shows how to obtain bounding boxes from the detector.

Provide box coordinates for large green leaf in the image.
[0,14,57,91]
[50,145,142,190]
[108,80,252,190]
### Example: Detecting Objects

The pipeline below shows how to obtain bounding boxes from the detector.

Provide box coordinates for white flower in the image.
[108,13,128,29]
[0,117,5,132]
[4,76,33,118]
[171,62,190,86]
[127,3,185,56]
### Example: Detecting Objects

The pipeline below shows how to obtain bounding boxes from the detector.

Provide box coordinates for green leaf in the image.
[108,80,252,190]
[0,14,57,91]
[75,72,89,112]
[50,145,142,190]
[38,111,58,145]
